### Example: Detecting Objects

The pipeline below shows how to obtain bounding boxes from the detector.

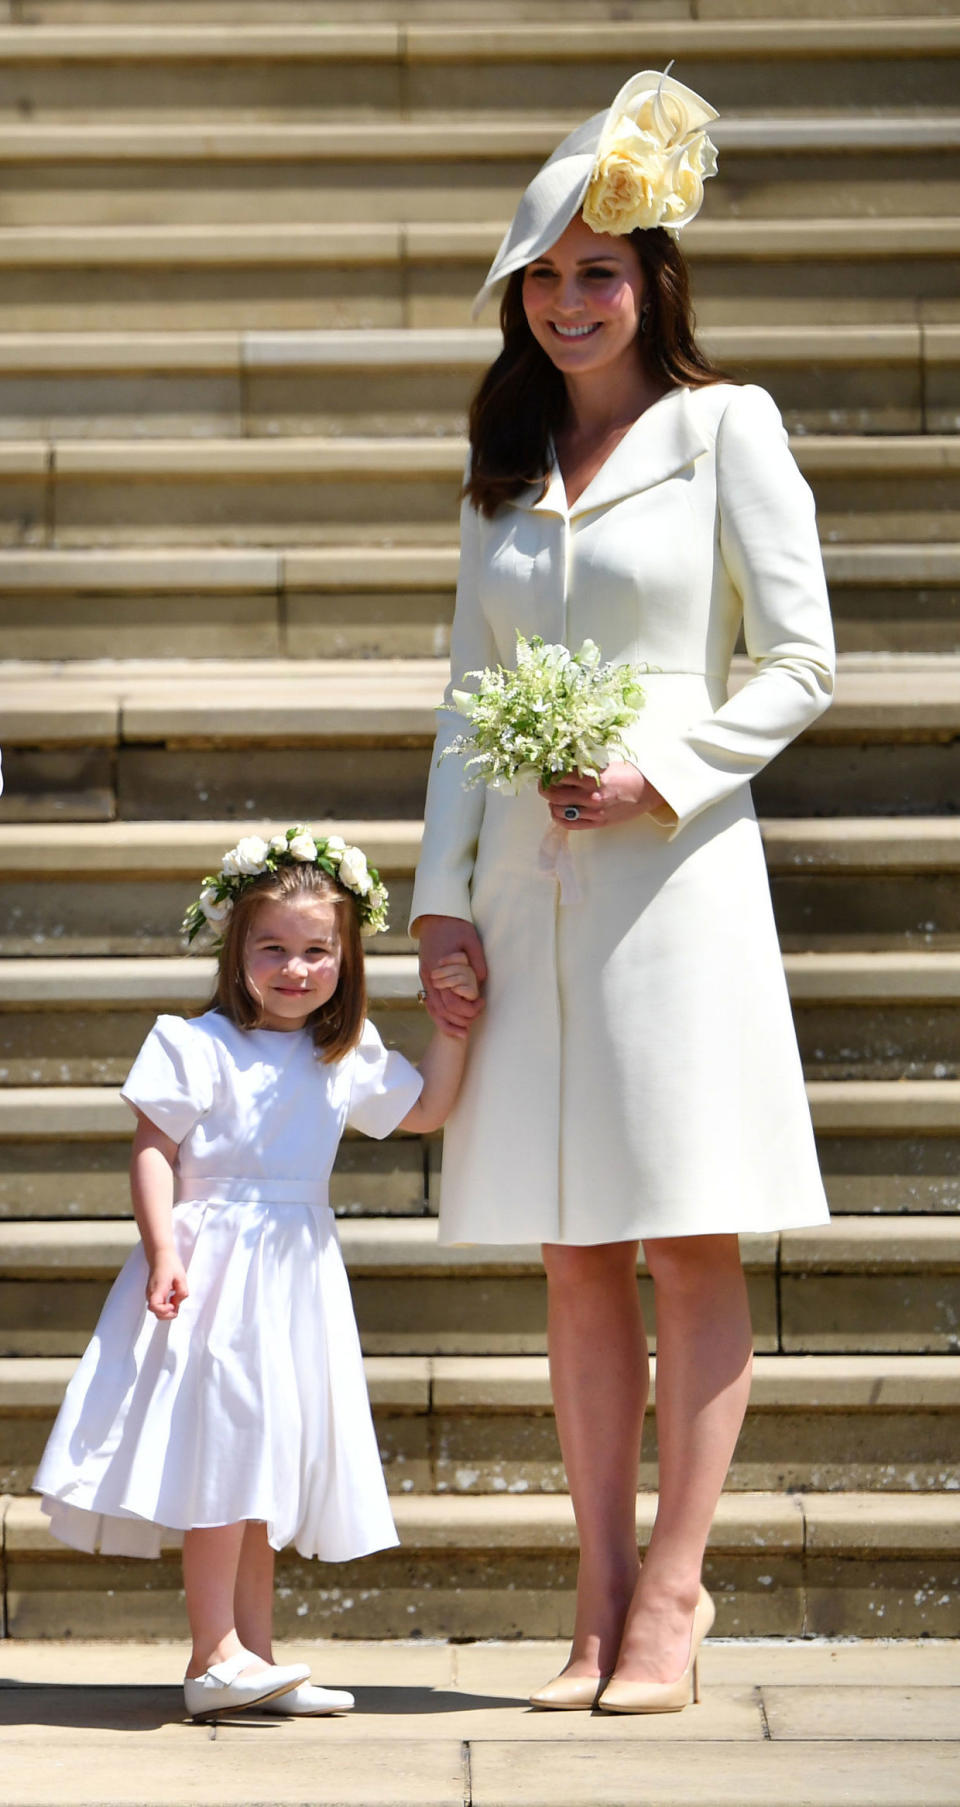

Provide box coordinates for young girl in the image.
[34,828,477,1722]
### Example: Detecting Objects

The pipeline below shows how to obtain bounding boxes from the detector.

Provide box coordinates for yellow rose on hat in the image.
[581,68,718,242]
[583,127,671,235]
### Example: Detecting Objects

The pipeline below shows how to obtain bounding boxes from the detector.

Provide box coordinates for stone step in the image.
[0,218,954,329]
[0,539,956,661]
[1,431,957,548]
[10,815,960,963]
[0,976,957,1217]
[2,1352,958,1498]
[4,1488,959,1640]
[0,18,956,120]
[1,1213,958,1358]
[0,116,956,227]
[5,950,960,1085]
[12,0,950,19]
[0,323,953,440]
[0,815,423,953]
[4,656,960,822]
[0,952,431,1082]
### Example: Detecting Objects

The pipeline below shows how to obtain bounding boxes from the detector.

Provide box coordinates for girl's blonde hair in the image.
[208,862,366,1063]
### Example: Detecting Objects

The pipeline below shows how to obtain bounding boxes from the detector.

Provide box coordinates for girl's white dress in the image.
[34,1010,422,1561]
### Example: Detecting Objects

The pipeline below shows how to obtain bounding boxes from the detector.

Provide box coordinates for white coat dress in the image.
[409,382,835,1247]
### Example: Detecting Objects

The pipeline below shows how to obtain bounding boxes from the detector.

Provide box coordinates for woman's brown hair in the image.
[464,225,730,520]
[207,863,366,1064]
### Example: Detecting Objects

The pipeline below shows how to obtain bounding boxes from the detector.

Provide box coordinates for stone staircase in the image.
[1,0,959,1644]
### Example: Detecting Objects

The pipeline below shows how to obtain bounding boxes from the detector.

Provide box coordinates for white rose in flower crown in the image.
[268,832,289,854]
[288,831,318,862]
[337,845,371,895]
[323,835,347,856]
[231,835,270,874]
[198,885,232,926]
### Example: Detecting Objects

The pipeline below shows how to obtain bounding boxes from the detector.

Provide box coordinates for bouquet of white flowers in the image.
[442,633,648,791]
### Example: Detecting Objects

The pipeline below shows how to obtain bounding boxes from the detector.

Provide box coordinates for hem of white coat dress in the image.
[435,1203,831,1247]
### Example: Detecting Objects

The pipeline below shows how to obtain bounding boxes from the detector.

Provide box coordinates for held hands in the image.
[146,1249,189,1321]
[540,761,667,830]
[432,952,480,1004]
[417,915,487,1039]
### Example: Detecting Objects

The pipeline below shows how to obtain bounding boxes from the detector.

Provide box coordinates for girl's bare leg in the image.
[609,1232,753,1685]
[183,1522,271,1678]
[542,1239,648,1678]
[234,1521,276,1664]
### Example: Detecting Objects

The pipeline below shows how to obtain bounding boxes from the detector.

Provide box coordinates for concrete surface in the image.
[0,1638,958,1805]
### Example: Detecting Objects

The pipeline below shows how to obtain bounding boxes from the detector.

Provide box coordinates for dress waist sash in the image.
[175,1175,328,1208]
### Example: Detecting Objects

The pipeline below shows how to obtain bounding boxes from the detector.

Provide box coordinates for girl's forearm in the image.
[403,1028,470,1133]
[131,1139,177,1262]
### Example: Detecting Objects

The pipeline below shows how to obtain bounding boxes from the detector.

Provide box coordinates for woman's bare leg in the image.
[609,1232,753,1685]
[542,1239,648,1678]
[234,1521,276,1664]
[183,1522,271,1679]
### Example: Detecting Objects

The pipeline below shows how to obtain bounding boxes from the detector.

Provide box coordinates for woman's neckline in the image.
[552,384,685,509]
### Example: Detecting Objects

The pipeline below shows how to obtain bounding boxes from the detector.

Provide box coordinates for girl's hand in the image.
[432,952,480,1003]
[417,915,486,1038]
[146,1250,189,1321]
[540,762,667,830]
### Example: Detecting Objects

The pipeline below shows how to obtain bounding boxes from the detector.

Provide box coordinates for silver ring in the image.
[563,806,581,822]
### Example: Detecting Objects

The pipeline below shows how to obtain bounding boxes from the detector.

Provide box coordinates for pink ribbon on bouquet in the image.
[538,824,583,905]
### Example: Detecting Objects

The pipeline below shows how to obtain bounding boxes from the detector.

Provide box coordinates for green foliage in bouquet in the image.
[441,633,649,790]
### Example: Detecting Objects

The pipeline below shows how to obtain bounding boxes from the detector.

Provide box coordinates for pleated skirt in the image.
[34,1196,398,1562]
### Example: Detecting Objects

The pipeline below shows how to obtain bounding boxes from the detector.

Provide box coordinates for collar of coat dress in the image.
[508,385,711,520]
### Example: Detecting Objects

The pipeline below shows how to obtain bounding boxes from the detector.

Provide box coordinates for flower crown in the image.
[582,66,718,240]
[181,827,389,948]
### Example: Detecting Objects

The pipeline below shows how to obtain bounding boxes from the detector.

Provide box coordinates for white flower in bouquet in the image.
[442,633,648,792]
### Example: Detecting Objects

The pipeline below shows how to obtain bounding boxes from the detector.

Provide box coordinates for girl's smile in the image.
[244,896,342,1031]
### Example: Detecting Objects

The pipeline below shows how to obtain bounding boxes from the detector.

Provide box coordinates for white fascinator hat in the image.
[472,66,719,318]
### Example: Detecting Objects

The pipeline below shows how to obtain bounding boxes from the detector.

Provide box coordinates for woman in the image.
[410,70,834,1714]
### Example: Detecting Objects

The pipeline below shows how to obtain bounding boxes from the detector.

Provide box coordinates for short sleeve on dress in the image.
[345,1019,424,1140]
[120,1014,215,1145]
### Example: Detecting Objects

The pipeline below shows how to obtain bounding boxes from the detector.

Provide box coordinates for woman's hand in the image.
[146,1249,189,1321]
[417,915,487,1038]
[541,762,668,829]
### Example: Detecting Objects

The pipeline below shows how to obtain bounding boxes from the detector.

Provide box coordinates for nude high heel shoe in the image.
[596,1585,715,1715]
[529,1671,612,1711]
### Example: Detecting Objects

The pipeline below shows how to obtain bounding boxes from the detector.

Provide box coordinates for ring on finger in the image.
[563,805,581,822]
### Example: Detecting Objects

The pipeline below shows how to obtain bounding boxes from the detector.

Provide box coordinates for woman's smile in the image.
[551,322,602,339]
